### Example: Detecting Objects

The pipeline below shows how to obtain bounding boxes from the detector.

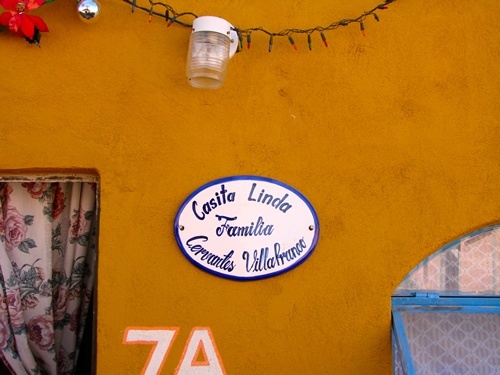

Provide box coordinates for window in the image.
[0,175,99,374]
[392,225,500,375]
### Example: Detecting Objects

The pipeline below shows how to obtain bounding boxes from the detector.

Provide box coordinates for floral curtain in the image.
[0,181,97,374]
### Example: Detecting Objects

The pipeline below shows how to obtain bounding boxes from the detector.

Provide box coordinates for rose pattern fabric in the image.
[0,307,10,350]
[22,182,49,200]
[0,183,13,206]
[57,346,72,374]
[21,182,67,223]
[0,182,97,374]
[1,204,37,254]
[21,294,39,311]
[53,286,68,323]
[70,310,80,333]
[50,184,66,221]
[2,206,28,251]
[6,291,24,330]
[27,314,54,351]
[70,208,87,242]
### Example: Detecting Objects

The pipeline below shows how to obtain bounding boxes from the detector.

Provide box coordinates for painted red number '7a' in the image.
[123,327,227,375]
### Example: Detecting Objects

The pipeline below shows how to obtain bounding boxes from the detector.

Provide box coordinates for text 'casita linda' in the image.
[192,183,293,220]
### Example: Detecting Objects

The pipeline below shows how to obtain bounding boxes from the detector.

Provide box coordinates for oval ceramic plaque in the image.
[174,176,319,280]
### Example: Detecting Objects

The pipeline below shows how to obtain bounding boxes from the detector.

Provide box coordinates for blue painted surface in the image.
[391,224,500,374]
[392,296,500,374]
[393,296,500,310]
[392,311,416,375]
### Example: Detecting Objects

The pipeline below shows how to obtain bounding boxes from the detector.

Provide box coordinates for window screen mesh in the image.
[396,227,499,296]
[393,334,407,375]
[400,311,500,375]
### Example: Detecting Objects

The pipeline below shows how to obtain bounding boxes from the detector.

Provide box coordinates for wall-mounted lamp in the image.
[186,16,238,89]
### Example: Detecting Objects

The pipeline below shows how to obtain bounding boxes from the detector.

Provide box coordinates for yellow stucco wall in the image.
[1,0,499,373]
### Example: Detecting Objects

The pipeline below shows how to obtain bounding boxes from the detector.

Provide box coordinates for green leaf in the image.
[42,206,52,218]
[53,224,61,237]
[77,234,89,247]
[13,325,26,335]
[52,244,64,253]
[54,313,72,329]
[84,210,94,221]
[24,215,34,226]
[19,242,30,254]
[25,238,37,248]
[41,188,53,202]
[19,239,37,253]
[52,224,64,253]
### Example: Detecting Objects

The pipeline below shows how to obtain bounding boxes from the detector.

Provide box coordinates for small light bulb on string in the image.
[167,15,176,27]
[320,32,328,47]
[121,0,399,52]
[238,33,243,51]
[268,35,273,52]
[77,0,100,22]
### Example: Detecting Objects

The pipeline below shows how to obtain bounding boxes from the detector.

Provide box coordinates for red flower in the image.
[51,183,66,220]
[0,183,13,206]
[2,206,28,251]
[27,314,54,351]
[22,182,49,199]
[0,0,48,44]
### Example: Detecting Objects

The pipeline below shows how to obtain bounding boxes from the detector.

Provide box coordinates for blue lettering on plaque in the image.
[174,176,319,281]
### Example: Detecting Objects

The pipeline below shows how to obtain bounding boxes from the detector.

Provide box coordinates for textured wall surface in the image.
[1,0,499,373]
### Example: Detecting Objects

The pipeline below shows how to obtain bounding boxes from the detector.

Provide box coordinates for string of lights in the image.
[122,0,397,51]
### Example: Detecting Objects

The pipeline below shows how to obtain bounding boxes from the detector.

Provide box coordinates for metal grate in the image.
[401,311,500,375]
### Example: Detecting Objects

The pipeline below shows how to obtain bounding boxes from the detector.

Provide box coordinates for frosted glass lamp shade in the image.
[186,16,238,89]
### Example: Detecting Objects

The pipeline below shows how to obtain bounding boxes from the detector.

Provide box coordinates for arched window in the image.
[392,225,500,375]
